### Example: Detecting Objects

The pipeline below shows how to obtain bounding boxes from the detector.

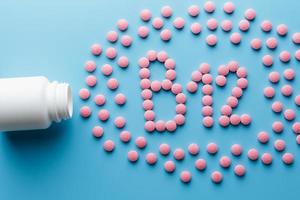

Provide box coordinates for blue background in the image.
[0,0,300,199]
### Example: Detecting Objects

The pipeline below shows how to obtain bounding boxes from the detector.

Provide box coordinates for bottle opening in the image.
[66,85,73,119]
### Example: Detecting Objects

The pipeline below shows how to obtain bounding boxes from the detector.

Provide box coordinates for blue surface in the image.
[0,0,300,199]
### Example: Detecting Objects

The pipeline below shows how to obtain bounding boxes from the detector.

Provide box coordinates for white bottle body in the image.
[0,76,73,131]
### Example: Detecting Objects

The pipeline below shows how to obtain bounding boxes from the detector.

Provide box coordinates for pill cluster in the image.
[79,1,300,185]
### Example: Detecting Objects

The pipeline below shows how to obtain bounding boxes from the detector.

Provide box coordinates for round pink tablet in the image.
[202,106,213,116]
[174,114,185,126]
[105,47,117,59]
[114,93,126,105]
[247,148,259,161]
[202,74,213,84]
[219,115,230,127]
[161,5,173,18]
[297,135,300,144]
[173,17,185,29]
[117,19,128,31]
[120,130,131,143]
[98,109,110,121]
[218,65,229,75]
[152,17,164,30]
[215,75,227,87]
[139,68,150,79]
[151,80,162,92]
[257,131,269,144]
[91,43,102,56]
[202,84,213,95]
[219,156,231,168]
[207,18,218,31]
[262,55,273,67]
[231,87,243,98]
[261,20,272,32]
[107,78,119,90]
[106,31,118,43]
[203,116,214,128]
[266,37,277,49]
[135,136,147,149]
[293,122,300,134]
[264,86,275,98]
[157,51,168,63]
[86,75,97,87]
[277,24,288,36]
[268,71,280,83]
[160,29,172,41]
[230,114,241,126]
[295,95,300,106]
[165,120,177,132]
[234,165,246,177]
[239,19,250,32]
[188,5,200,17]
[140,9,152,22]
[171,83,183,95]
[176,93,186,104]
[159,143,170,155]
[237,78,248,89]
[164,160,175,173]
[282,153,294,165]
[251,38,262,50]
[117,56,129,68]
[272,121,284,133]
[223,2,235,14]
[274,139,285,152]
[230,32,241,44]
[143,100,153,110]
[138,57,150,68]
[283,69,295,80]
[79,88,90,100]
[206,34,217,46]
[261,153,272,165]
[281,84,293,97]
[94,94,106,106]
[141,89,152,100]
[295,50,300,61]
[236,67,247,78]
[144,121,155,132]
[231,144,243,156]
[279,51,291,63]
[221,105,232,116]
[165,69,176,81]
[137,26,149,38]
[84,60,96,72]
[161,79,172,90]
[188,143,199,155]
[180,171,191,183]
[190,22,202,35]
[173,148,185,160]
[146,50,157,62]
[199,63,211,74]
[284,109,295,121]
[195,159,206,171]
[155,120,166,132]
[101,64,113,76]
[271,101,283,113]
[103,140,115,152]
[80,106,91,118]
[121,35,132,47]
[293,32,300,44]
[240,114,251,125]
[244,8,256,21]
[128,150,139,162]
[146,153,157,165]
[228,60,239,72]
[92,126,104,138]
[211,171,223,184]
[204,1,215,13]
[207,142,218,154]
[144,110,155,121]
[164,58,175,69]
[221,20,232,32]
[176,104,186,115]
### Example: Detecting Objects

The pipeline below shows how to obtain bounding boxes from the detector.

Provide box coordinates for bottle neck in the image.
[47,81,73,123]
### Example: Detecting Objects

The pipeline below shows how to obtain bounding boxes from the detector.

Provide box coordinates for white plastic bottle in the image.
[0,76,73,131]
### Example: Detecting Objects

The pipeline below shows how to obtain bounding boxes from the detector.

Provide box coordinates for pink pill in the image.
[165,69,176,81]
[161,79,172,90]
[295,49,300,60]
[271,101,283,113]
[244,8,256,21]
[144,110,155,121]
[159,143,171,155]
[207,18,218,31]
[138,57,150,68]
[171,83,183,95]
[281,84,293,96]
[86,75,97,87]
[218,65,229,75]
[251,38,262,50]
[120,130,131,143]
[165,120,177,132]
[284,109,295,121]
[231,87,243,98]
[128,150,139,162]
[190,22,202,35]
[221,105,232,116]
[98,109,110,121]
[266,37,277,49]
[91,43,102,56]
[274,139,286,152]
[279,51,291,63]
[227,96,238,108]
[176,104,186,115]
[207,142,218,154]
[221,20,232,32]
[107,78,119,90]
[295,95,300,106]
[139,68,150,79]
[272,121,284,133]
[247,148,259,161]
[297,135,300,144]
[146,153,157,165]
[155,120,166,132]
[121,35,132,47]
[230,32,241,44]
[257,131,269,143]
[141,89,152,100]
[231,144,242,156]
[140,9,152,22]
[180,171,192,183]
[215,75,227,87]
[261,153,272,165]
[239,19,250,31]
[92,126,104,138]
[282,153,294,165]
[230,114,240,126]
[157,51,168,63]
[237,78,248,89]
[188,143,199,155]
[202,95,213,106]
[173,148,185,160]
[234,164,246,177]
[146,50,157,62]
[195,159,206,171]
[293,122,300,134]
[174,114,185,126]
[219,156,231,168]
[202,74,213,84]
[176,93,186,104]
[144,121,155,132]
[227,60,239,72]
[114,93,126,105]
[101,64,113,76]
[94,94,106,106]
[173,17,185,29]
[164,160,175,173]
[262,55,273,67]
[261,20,272,32]
[152,17,164,30]
[219,115,230,127]
[143,99,153,110]
[160,29,172,41]
[202,84,213,95]
[105,47,117,59]
[151,80,162,92]
[293,32,300,44]
[135,136,147,149]
[240,114,251,125]
[164,58,175,69]
[117,19,128,31]
[103,140,115,152]
[80,106,91,118]
[211,171,223,184]
[79,88,90,100]
[264,86,275,98]
[206,34,217,46]
[84,60,96,72]
[283,69,295,80]
[199,63,211,74]
[277,24,288,36]
[204,1,215,13]
[202,106,213,116]
[117,56,129,68]
[188,5,200,17]
[236,67,247,78]
[268,71,280,83]
[106,31,118,43]
[161,5,173,18]
[223,2,235,14]
[137,26,149,38]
